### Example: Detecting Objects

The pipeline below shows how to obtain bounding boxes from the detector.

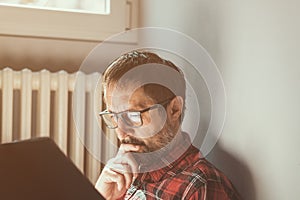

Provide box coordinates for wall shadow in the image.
[206,143,256,200]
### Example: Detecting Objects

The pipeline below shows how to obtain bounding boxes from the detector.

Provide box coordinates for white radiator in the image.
[0,67,107,184]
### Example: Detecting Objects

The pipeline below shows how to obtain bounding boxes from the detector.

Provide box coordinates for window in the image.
[0,0,109,14]
[0,0,138,41]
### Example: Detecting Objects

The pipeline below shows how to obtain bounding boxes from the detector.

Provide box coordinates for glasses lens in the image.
[121,111,142,127]
[101,113,118,128]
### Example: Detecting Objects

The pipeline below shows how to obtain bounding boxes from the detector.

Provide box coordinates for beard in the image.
[121,136,146,146]
[120,121,177,153]
[125,124,183,172]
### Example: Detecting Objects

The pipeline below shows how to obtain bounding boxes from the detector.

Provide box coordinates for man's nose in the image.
[116,119,134,139]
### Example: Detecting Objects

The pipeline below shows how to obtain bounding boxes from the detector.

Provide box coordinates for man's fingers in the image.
[118,143,140,153]
[120,165,133,189]
[117,144,141,175]
[114,154,139,175]
[107,163,131,174]
[103,146,140,189]
[105,162,134,188]
[102,169,126,191]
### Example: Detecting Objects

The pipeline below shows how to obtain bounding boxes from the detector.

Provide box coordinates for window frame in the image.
[0,0,133,42]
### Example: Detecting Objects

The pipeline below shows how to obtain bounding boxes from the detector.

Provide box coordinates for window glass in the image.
[0,0,109,14]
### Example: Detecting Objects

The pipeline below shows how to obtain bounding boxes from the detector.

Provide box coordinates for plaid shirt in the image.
[120,134,241,200]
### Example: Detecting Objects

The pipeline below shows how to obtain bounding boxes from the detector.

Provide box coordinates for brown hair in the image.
[102,50,186,104]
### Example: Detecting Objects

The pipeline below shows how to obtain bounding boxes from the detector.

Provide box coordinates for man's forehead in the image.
[105,92,131,112]
[106,84,139,101]
[105,87,153,112]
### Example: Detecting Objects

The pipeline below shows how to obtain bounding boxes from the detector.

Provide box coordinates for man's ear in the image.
[167,96,183,122]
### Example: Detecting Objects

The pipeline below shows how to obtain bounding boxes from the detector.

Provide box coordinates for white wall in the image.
[140,0,300,199]
[0,35,98,72]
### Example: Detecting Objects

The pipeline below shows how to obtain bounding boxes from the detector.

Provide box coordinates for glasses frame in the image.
[99,98,172,129]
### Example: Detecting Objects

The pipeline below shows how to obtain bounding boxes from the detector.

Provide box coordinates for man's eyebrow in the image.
[107,105,148,114]
[135,103,149,110]
[106,106,130,113]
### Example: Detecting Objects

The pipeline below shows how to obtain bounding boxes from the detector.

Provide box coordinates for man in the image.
[95,51,241,199]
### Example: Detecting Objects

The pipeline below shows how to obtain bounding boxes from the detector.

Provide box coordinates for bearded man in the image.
[95,51,241,200]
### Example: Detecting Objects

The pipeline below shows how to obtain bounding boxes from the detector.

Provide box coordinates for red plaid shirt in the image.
[121,134,241,200]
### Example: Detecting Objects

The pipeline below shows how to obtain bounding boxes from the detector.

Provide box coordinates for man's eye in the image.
[127,112,140,122]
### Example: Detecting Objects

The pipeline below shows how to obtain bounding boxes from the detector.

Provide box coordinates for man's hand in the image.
[95,144,140,200]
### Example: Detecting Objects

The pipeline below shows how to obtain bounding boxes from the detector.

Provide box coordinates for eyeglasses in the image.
[99,99,171,129]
